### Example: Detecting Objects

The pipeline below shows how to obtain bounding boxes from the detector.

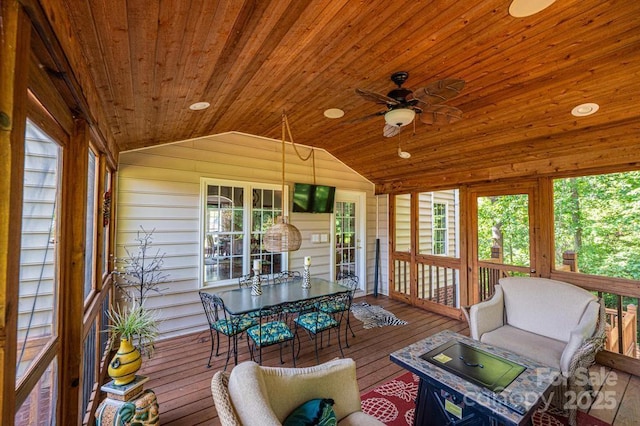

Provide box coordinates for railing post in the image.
[491,245,502,262]
[605,323,613,351]
[562,250,578,272]
[627,304,637,357]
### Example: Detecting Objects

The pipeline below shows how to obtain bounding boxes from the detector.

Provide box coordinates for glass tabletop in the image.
[216,277,348,315]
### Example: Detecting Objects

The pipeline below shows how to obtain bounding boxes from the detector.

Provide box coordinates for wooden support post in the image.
[562,250,578,272]
[0,1,30,424]
[490,246,502,261]
[58,119,89,425]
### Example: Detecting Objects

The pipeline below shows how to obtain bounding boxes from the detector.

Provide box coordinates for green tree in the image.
[477,194,530,266]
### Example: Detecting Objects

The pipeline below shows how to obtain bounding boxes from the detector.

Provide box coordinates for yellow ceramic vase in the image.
[108,338,142,386]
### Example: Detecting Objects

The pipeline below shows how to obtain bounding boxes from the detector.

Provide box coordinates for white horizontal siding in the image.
[117,132,380,341]
[18,125,59,342]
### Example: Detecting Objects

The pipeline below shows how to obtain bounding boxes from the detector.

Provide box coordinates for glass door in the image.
[334,191,366,287]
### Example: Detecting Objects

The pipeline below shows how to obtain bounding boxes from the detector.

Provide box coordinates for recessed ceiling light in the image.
[189,101,210,111]
[324,108,344,119]
[571,103,599,117]
[509,0,556,18]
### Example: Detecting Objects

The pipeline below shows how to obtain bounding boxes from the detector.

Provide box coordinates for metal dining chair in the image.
[272,270,302,284]
[293,293,349,363]
[246,302,296,366]
[319,272,359,347]
[198,292,256,370]
[238,274,252,288]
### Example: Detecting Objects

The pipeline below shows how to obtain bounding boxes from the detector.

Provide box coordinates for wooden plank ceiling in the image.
[38,0,640,192]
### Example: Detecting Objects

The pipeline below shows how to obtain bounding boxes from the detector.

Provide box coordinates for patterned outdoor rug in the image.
[350,302,408,329]
[360,372,611,426]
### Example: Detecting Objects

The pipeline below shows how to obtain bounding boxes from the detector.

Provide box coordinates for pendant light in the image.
[263,113,302,252]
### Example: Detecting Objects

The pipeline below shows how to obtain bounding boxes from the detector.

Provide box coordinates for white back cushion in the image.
[499,277,596,342]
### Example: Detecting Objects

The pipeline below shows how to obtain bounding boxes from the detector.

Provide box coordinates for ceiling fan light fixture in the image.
[384,108,415,127]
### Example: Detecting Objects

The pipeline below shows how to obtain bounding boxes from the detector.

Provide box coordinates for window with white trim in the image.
[433,202,448,255]
[202,179,286,285]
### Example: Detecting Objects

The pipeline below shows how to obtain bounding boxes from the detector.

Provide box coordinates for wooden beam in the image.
[0,1,30,423]
[18,0,119,168]
[537,177,554,277]
[58,118,89,426]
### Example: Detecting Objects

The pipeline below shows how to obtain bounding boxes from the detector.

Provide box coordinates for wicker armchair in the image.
[464,277,606,425]
[211,359,385,426]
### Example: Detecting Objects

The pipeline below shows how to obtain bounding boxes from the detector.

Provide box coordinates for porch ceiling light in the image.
[509,0,556,18]
[384,108,415,127]
[189,101,210,110]
[571,103,599,117]
[324,108,345,119]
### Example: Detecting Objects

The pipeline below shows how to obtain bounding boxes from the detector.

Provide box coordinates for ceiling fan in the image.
[355,71,465,137]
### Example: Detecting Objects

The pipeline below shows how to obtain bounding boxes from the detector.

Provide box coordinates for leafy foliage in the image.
[554,172,640,281]
[478,172,640,344]
[107,301,159,356]
[477,194,530,266]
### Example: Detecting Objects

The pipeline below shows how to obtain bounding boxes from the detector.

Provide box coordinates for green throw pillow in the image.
[283,398,336,426]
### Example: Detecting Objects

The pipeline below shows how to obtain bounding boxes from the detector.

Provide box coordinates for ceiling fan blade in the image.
[411,79,465,105]
[383,124,401,138]
[341,110,386,125]
[355,88,400,106]
[419,105,463,125]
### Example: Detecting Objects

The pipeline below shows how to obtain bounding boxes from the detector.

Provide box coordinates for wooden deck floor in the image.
[138,295,638,425]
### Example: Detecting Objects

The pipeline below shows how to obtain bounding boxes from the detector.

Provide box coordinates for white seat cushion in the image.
[499,277,596,342]
[481,324,565,370]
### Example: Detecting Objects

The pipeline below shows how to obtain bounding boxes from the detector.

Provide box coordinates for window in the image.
[17,120,61,385]
[84,148,98,300]
[553,171,640,279]
[417,191,459,257]
[433,202,447,255]
[202,179,285,285]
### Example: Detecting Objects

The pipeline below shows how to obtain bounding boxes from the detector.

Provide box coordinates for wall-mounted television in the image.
[292,183,336,213]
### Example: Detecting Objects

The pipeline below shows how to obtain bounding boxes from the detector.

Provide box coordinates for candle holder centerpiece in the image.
[302,256,311,289]
[251,259,262,296]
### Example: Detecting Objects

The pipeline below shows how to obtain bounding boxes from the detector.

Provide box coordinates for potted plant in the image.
[111,227,168,353]
[106,302,159,386]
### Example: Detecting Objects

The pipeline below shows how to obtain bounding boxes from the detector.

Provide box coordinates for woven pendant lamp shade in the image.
[264,112,302,252]
[264,216,302,252]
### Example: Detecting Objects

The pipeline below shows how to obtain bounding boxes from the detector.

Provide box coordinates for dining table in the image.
[216,277,349,315]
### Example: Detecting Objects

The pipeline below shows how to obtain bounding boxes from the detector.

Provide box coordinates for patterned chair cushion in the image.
[213,316,257,336]
[319,299,347,314]
[295,312,338,334]
[247,321,294,346]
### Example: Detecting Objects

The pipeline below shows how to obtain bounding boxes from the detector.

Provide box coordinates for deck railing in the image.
[80,279,114,425]
[416,262,458,308]
[478,259,507,301]
[605,304,638,357]
[392,255,461,313]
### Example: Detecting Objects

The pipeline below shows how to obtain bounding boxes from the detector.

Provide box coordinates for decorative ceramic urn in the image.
[108,338,142,386]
